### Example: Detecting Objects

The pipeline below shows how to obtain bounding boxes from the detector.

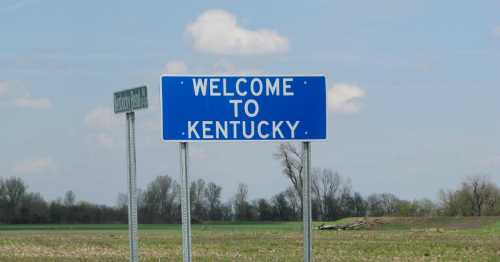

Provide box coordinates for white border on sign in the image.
[159,74,329,143]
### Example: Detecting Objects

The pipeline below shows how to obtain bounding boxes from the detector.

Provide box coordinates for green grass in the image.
[1,217,499,261]
[0,222,301,232]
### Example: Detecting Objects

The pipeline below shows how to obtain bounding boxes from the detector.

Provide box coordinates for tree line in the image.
[0,143,498,224]
[1,173,499,224]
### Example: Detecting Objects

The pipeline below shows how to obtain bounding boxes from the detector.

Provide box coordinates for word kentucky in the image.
[187,120,300,139]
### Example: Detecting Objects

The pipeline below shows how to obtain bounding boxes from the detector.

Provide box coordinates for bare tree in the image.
[272,192,293,221]
[284,187,300,219]
[234,183,254,220]
[0,178,5,201]
[4,177,26,208]
[190,179,206,207]
[143,175,178,222]
[116,193,128,209]
[274,142,304,208]
[190,179,208,221]
[464,175,497,216]
[235,183,248,206]
[20,192,49,223]
[379,193,400,215]
[63,190,76,206]
[413,198,437,217]
[311,168,344,220]
[440,176,498,216]
[439,189,464,216]
[2,177,27,222]
[205,182,222,220]
[0,178,6,222]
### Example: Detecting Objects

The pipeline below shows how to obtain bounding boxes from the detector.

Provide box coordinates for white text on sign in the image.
[188,77,300,139]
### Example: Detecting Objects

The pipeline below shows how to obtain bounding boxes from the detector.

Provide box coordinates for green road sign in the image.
[114,86,148,113]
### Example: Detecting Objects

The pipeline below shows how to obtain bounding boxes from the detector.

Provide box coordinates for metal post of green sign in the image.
[114,86,148,262]
[126,111,139,262]
[302,141,313,262]
[179,142,192,262]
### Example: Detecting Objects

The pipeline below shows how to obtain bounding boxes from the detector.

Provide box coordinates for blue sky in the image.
[1,0,500,205]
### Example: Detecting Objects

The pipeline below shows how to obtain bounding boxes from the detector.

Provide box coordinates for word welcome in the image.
[192,78,295,97]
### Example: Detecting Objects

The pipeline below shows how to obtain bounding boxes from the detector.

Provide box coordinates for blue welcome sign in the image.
[161,75,327,141]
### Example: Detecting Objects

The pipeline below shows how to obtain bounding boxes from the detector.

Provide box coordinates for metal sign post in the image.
[179,142,192,262]
[114,86,148,262]
[126,112,139,262]
[302,141,312,262]
[160,76,326,262]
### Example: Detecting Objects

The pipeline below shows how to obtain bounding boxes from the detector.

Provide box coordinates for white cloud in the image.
[0,82,8,97]
[1,0,42,12]
[211,60,262,75]
[163,59,262,75]
[493,26,500,38]
[84,106,123,148]
[14,94,52,109]
[164,60,188,74]
[0,83,53,109]
[186,9,289,55]
[84,106,120,130]
[328,84,366,113]
[13,157,59,175]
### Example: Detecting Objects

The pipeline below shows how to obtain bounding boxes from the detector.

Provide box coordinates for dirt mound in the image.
[319,216,500,231]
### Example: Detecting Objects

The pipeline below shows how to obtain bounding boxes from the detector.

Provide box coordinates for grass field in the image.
[1,217,499,261]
